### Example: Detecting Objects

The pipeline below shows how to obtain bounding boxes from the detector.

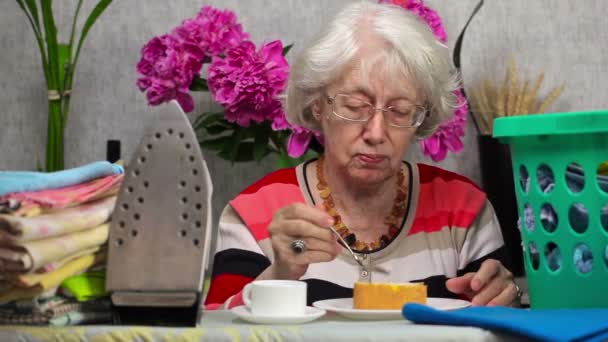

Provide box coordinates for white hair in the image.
[285,1,460,138]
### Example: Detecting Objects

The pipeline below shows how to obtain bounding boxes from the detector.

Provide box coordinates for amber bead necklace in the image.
[315,156,407,252]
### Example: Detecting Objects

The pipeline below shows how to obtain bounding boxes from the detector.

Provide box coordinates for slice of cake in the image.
[353,282,427,310]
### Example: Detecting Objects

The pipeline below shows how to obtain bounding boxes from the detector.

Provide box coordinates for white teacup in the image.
[242,280,307,316]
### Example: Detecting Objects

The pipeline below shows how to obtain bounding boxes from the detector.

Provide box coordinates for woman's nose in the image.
[361,109,387,145]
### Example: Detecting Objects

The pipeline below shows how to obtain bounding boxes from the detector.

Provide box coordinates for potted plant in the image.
[16,0,113,171]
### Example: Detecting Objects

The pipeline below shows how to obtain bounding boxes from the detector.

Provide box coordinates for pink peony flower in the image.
[287,125,322,158]
[267,103,291,131]
[380,0,447,43]
[419,90,468,162]
[174,6,249,57]
[380,0,468,161]
[208,40,289,127]
[136,34,202,112]
[269,101,324,158]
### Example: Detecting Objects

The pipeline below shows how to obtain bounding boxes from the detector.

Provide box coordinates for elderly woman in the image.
[205,1,519,310]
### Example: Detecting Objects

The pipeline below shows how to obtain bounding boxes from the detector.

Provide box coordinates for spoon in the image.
[328,226,365,268]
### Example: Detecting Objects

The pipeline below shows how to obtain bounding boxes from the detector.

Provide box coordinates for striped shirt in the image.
[204,161,507,309]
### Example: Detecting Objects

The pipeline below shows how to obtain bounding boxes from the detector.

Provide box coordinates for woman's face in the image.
[313,60,421,186]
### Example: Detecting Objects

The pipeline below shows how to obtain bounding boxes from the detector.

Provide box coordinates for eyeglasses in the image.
[326,94,428,128]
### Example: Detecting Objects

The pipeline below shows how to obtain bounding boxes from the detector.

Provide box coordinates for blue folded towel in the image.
[403,304,608,342]
[0,161,124,196]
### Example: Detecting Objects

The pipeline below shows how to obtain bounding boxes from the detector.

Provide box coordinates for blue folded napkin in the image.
[0,161,124,196]
[403,304,608,342]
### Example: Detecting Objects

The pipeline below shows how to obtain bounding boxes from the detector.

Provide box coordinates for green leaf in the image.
[72,0,112,71]
[276,148,318,168]
[46,100,64,171]
[222,128,246,162]
[200,136,233,151]
[204,124,229,135]
[276,149,293,169]
[68,0,84,60]
[254,145,271,162]
[40,0,59,89]
[190,77,209,91]
[192,113,214,130]
[57,44,70,93]
[282,43,294,56]
[193,112,225,130]
[237,128,255,141]
[58,43,71,125]
[15,0,48,81]
[36,159,43,172]
[299,149,320,161]
[253,124,271,162]
[218,142,267,162]
[23,0,40,29]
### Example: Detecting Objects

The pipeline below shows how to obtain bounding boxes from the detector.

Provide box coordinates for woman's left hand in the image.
[445,259,520,306]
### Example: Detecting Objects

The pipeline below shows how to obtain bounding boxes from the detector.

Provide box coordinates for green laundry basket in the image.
[494,110,608,309]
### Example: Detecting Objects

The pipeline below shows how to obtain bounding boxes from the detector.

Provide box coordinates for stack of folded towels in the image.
[0,161,123,326]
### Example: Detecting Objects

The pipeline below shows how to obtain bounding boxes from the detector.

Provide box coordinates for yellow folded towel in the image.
[0,224,109,273]
[0,196,115,243]
[38,246,102,273]
[0,251,105,303]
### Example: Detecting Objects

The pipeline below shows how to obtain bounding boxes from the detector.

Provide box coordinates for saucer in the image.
[230,306,326,324]
[313,297,471,320]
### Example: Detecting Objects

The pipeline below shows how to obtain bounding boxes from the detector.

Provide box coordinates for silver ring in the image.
[290,239,307,254]
[514,282,523,298]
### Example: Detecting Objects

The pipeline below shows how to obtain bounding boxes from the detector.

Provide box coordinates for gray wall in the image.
[2,0,607,223]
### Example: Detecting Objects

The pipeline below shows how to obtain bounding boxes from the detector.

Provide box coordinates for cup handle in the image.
[242,283,252,308]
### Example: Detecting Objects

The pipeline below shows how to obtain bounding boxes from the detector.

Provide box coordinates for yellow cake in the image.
[353,282,427,310]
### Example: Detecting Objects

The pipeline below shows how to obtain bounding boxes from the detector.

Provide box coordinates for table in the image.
[0,310,522,341]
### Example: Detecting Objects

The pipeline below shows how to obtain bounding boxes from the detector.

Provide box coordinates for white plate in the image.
[312,297,471,320]
[230,306,326,324]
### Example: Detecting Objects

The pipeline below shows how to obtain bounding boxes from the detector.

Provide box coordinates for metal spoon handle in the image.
[329,226,364,267]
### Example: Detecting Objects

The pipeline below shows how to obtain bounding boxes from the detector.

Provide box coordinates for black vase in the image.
[107,140,121,163]
[477,135,524,276]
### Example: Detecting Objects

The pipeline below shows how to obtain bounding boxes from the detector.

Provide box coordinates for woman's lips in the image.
[357,154,387,164]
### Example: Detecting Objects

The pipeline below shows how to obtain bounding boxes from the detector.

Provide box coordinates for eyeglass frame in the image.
[325,93,429,128]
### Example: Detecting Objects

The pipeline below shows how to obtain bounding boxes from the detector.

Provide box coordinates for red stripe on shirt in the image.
[409,163,487,235]
[230,183,305,241]
[227,290,245,309]
[418,163,483,192]
[204,273,253,307]
[409,210,480,235]
[417,177,486,213]
[240,167,298,194]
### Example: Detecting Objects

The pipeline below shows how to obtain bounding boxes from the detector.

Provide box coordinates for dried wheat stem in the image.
[506,59,519,115]
[481,82,497,134]
[537,84,565,113]
[468,60,564,130]
[468,88,483,133]
[483,79,497,109]
[525,72,545,113]
[470,86,491,135]
[496,80,507,117]
[469,88,483,113]
[515,80,528,115]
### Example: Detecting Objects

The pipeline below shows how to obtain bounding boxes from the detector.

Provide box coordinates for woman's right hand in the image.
[266,203,342,280]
